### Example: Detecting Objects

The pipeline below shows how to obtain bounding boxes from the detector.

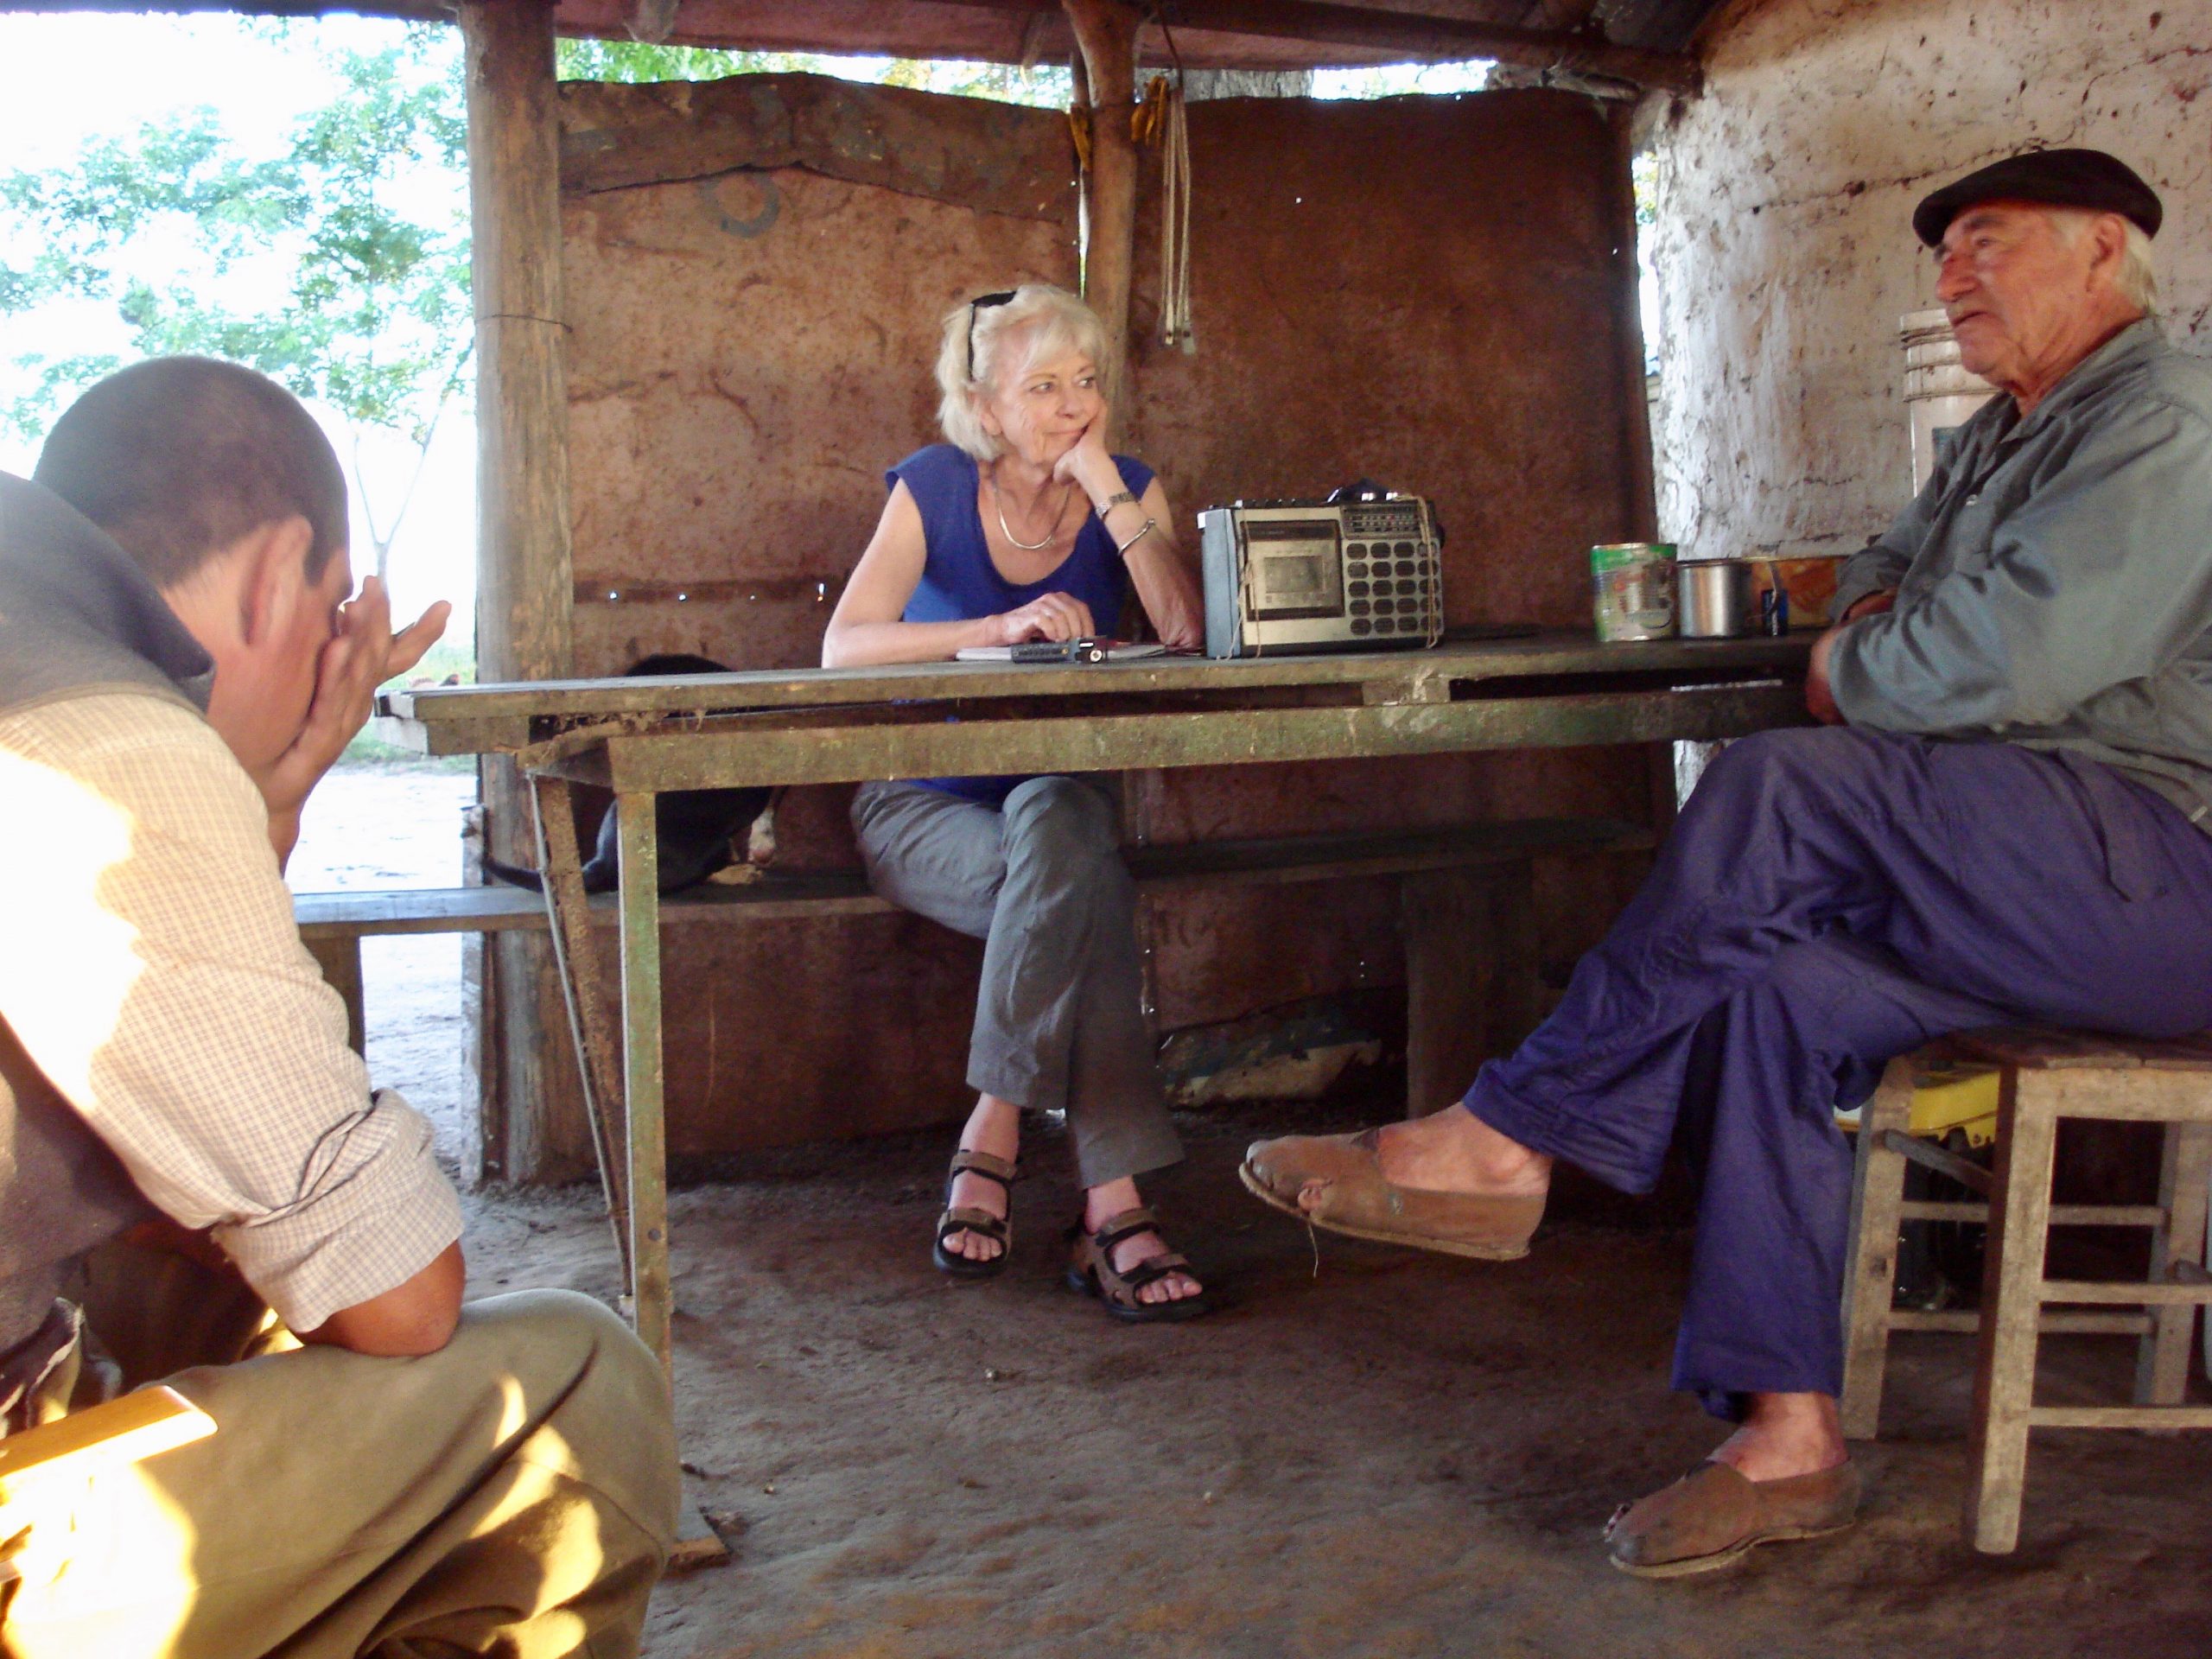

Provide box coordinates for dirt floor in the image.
[450,1102,2212,1659]
[303,765,2212,1659]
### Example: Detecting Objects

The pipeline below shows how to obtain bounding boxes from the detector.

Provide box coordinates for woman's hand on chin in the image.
[1052,409,1121,505]
[988,591,1096,645]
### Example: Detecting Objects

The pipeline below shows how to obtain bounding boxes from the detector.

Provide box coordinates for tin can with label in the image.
[1591,543,1678,642]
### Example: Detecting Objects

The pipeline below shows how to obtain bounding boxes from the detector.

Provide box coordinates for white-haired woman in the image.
[823,283,1207,1321]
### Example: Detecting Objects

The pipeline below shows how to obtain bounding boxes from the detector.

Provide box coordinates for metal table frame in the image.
[382,632,1811,1376]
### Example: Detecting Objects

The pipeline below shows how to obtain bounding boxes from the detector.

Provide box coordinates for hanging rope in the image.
[1156,80,1192,352]
[1134,20,1195,353]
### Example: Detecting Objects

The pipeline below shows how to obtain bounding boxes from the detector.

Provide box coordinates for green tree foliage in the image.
[0,23,470,576]
[556,36,1070,108]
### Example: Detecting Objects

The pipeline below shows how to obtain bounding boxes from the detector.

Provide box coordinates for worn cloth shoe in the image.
[1603,1459,1862,1578]
[1238,1128,1544,1261]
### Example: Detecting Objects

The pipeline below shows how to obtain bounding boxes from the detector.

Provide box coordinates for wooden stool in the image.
[1840,1026,2212,1553]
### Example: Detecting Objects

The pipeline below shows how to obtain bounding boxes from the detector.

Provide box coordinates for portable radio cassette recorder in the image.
[1197,492,1444,659]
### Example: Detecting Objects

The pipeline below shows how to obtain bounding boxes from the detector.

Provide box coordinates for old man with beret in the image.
[1242,149,2212,1574]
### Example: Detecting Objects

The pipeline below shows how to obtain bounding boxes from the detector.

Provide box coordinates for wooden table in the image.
[380,632,1812,1376]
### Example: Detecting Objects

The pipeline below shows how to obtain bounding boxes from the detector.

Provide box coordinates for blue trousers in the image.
[1463,727,2212,1418]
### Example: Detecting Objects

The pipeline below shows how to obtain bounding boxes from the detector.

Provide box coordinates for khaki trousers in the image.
[3,1255,678,1659]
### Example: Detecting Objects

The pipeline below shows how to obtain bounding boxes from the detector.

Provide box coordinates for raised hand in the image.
[1052,406,1122,507]
[257,575,451,862]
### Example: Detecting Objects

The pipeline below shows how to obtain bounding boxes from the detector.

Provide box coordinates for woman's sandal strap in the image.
[938,1205,1009,1241]
[1087,1206,1160,1255]
[949,1149,1018,1188]
[1109,1253,1192,1294]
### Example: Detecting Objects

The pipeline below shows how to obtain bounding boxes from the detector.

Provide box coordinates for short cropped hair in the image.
[2048,207,2160,315]
[33,357,348,589]
[934,283,1109,462]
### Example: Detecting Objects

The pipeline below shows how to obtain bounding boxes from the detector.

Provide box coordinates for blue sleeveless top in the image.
[889,442,1155,806]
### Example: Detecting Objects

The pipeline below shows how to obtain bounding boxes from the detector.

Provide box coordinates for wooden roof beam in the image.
[931,0,1700,95]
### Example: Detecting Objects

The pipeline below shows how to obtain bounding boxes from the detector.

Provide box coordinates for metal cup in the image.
[1678,559,1756,639]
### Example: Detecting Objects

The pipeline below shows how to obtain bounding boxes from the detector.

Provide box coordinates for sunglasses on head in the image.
[966,290,1016,383]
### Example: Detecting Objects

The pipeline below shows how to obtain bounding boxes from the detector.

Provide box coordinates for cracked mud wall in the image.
[1645,0,2212,562]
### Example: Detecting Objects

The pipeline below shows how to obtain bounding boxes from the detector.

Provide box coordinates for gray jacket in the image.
[1830,318,2212,828]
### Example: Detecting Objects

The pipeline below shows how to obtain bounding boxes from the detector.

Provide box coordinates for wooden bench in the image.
[295,815,1653,1112]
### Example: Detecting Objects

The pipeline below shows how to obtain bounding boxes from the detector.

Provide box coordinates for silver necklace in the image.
[990,467,1071,550]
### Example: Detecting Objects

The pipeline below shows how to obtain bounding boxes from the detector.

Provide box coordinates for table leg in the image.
[616,790,673,1382]
[529,775,632,1285]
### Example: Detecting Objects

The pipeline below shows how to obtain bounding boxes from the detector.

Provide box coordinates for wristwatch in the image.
[1098,489,1138,512]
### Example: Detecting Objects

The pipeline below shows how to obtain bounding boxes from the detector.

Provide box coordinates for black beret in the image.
[1913,148,2162,247]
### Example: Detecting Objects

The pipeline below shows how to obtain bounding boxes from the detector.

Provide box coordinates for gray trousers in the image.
[852,776,1182,1189]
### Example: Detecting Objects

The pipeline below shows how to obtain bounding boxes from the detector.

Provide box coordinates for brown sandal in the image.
[933,1149,1017,1280]
[1065,1206,1210,1323]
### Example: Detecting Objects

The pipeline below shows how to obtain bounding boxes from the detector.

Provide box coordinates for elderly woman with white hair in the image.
[823,283,1207,1320]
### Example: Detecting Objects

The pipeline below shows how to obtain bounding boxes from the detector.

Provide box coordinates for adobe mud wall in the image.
[553,75,1650,1158]
[1645,0,2212,562]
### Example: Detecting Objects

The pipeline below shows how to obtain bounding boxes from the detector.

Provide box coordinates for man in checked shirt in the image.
[0,358,677,1656]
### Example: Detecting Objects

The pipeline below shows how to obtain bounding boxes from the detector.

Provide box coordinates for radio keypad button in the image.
[1348,581,1368,597]
[1349,600,1370,616]
[1351,619,1371,636]
[1394,542,1414,558]
[1375,617,1397,632]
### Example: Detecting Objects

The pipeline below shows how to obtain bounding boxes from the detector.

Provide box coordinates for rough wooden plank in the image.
[1400,866,1533,1119]
[618,792,673,1384]
[378,632,1810,735]
[534,775,635,1286]
[292,818,1652,939]
[294,877,888,936]
[1840,1057,1913,1440]
[2025,1405,2212,1429]
[1888,1309,2153,1336]
[559,73,1077,223]
[1899,1200,2167,1226]
[303,933,366,1054]
[461,0,585,1189]
[1065,0,1141,386]
[595,686,1810,794]
[0,1386,212,1488]
[2040,1277,2212,1306]
[1949,1027,2147,1071]
[2137,1121,2212,1406]
[1127,817,1650,885]
[1883,1128,1993,1197]
[1967,1069,2059,1554]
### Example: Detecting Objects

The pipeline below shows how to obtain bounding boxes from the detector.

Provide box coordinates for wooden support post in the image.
[305,934,366,1055]
[617,791,673,1384]
[1967,1067,2058,1554]
[2136,1120,2212,1406]
[1063,0,1141,395]
[531,775,634,1283]
[1839,1057,1915,1440]
[460,0,585,1183]
[1400,867,1537,1118]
